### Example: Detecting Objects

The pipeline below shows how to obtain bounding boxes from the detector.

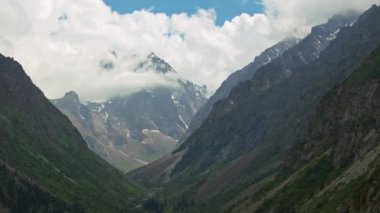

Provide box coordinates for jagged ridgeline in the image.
[2,3,380,213]
[186,37,301,137]
[52,53,208,172]
[0,55,143,212]
[128,5,380,212]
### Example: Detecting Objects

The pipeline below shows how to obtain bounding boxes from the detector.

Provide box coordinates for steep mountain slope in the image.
[129,9,360,183]
[251,45,380,213]
[128,5,380,212]
[53,53,207,172]
[0,54,143,212]
[174,7,371,179]
[186,37,300,135]
[186,11,358,137]
[0,162,83,212]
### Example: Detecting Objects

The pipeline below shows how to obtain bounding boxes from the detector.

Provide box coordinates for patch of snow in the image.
[88,99,103,104]
[117,150,148,165]
[98,103,105,112]
[171,94,179,104]
[79,113,85,120]
[104,112,108,121]
[178,114,188,129]
[298,51,307,64]
[142,129,160,134]
[134,158,148,165]
[264,56,272,65]
[327,29,340,41]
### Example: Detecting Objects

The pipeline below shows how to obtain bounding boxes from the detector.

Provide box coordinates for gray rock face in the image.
[51,91,109,158]
[187,37,300,136]
[89,79,206,141]
[52,54,207,172]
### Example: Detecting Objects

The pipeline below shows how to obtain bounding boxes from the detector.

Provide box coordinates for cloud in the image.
[0,0,378,100]
[263,0,380,37]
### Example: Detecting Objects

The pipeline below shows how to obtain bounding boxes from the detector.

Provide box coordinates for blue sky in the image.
[103,0,264,25]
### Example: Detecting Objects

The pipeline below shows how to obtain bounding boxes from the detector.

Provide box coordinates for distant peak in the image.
[311,11,359,34]
[148,52,156,58]
[63,91,80,103]
[329,10,359,24]
[135,52,177,74]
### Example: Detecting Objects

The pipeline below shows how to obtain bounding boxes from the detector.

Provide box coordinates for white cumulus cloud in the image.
[0,0,378,100]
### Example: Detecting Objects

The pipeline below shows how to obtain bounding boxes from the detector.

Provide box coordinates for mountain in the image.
[0,54,143,212]
[136,52,177,74]
[129,9,360,184]
[53,53,208,172]
[186,11,358,137]
[128,5,380,212]
[252,45,380,213]
[186,36,300,136]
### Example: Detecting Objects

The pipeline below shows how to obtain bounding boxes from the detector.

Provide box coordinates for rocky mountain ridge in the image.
[186,12,358,136]
[128,5,380,212]
[53,53,208,172]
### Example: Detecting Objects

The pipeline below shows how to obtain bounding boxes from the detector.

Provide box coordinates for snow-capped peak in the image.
[135,52,177,74]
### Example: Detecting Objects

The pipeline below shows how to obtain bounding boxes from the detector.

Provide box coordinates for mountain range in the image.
[1,4,380,213]
[52,53,208,172]
[128,5,380,212]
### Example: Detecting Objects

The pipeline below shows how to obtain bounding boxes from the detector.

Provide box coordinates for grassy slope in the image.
[0,55,144,212]
[0,162,84,212]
